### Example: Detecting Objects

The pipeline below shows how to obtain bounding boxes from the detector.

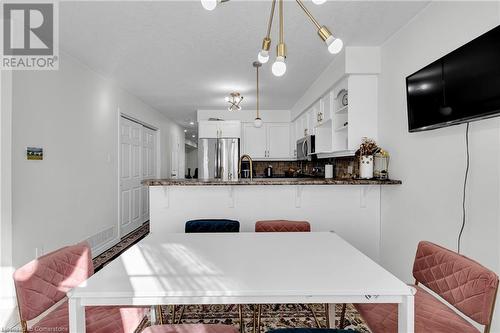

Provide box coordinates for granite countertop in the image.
[143,178,402,186]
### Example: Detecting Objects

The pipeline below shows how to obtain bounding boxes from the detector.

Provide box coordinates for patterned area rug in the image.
[93,222,150,271]
[149,304,370,332]
[94,223,371,333]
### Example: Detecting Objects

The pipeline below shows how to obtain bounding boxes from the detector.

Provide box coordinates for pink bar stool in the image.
[254,220,327,330]
[255,220,311,232]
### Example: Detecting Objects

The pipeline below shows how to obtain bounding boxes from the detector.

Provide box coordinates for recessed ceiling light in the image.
[189,121,194,125]
[184,129,187,133]
[192,135,196,138]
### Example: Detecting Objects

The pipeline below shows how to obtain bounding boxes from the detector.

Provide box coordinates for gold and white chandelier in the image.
[201,0,343,77]
[225,92,244,111]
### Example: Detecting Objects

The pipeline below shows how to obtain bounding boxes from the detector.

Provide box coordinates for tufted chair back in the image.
[412,241,498,326]
[13,242,94,322]
[255,220,311,232]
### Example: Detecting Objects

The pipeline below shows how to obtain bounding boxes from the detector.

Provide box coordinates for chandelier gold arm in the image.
[276,0,286,58]
[279,0,284,44]
[266,0,276,39]
[295,0,333,42]
[295,0,321,30]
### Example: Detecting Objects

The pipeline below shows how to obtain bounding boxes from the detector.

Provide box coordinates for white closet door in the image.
[120,117,143,236]
[141,127,156,223]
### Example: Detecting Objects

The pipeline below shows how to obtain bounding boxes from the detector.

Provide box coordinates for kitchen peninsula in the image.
[144,178,401,261]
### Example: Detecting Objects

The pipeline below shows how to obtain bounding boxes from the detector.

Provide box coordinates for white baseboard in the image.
[0,266,19,330]
[85,225,119,258]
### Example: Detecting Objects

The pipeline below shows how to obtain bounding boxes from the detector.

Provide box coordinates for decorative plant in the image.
[356,137,379,156]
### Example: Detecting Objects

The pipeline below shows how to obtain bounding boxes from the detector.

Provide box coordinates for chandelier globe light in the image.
[201,0,229,11]
[201,0,217,11]
[272,56,286,77]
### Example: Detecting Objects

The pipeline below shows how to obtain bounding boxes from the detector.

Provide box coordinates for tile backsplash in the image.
[250,156,359,179]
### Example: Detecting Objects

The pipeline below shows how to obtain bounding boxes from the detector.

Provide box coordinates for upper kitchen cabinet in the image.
[294,47,380,158]
[242,124,267,159]
[311,98,330,128]
[296,113,310,139]
[198,120,241,138]
[312,75,378,157]
[242,123,292,160]
[267,123,292,159]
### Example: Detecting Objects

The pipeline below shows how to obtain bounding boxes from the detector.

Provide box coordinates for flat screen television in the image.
[406,25,500,132]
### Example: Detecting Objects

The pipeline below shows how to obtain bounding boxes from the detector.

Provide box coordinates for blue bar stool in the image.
[174,219,243,332]
[185,219,240,233]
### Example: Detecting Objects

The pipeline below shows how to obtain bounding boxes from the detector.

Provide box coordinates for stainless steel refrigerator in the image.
[198,138,240,181]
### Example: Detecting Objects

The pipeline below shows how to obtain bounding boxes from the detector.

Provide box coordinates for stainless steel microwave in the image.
[296,135,315,161]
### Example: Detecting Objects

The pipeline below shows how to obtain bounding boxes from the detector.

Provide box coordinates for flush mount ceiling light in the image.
[253,61,263,128]
[203,0,342,77]
[225,92,244,111]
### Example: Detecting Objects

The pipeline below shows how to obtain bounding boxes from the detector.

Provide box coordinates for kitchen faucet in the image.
[238,155,253,181]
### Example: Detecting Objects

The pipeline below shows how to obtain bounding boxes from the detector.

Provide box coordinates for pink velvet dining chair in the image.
[13,241,148,333]
[254,220,329,331]
[354,241,499,333]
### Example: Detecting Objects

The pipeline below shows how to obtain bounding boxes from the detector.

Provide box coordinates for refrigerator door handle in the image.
[215,139,219,178]
[217,139,222,179]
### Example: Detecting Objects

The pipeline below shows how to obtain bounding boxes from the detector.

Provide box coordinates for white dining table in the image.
[68,232,415,332]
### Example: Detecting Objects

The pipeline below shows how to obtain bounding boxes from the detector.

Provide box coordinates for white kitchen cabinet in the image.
[198,121,219,138]
[198,120,241,139]
[242,123,292,160]
[319,93,332,125]
[298,113,310,138]
[291,74,378,159]
[267,123,291,159]
[242,124,267,159]
[219,121,241,138]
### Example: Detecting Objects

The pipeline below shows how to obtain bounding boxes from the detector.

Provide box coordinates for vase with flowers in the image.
[356,137,379,179]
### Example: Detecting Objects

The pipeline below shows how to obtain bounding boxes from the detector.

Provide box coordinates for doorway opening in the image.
[185,140,198,179]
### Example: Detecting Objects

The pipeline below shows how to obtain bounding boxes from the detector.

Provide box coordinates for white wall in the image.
[0,70,17,328]
[11,51,185,267]
[0,70,12,269]
[378,1,500,330]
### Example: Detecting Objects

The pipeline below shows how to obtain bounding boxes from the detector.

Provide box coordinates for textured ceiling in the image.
[59,1,429,133]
